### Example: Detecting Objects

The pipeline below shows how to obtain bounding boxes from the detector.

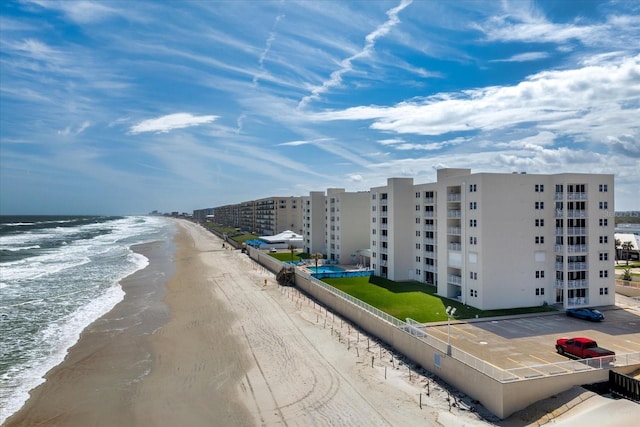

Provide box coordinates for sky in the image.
[1,0,639,215]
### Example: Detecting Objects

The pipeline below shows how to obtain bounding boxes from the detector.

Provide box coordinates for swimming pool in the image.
[307,265,345,274]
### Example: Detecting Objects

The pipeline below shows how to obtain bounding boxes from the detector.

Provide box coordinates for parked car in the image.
[556,337,615,362]
[566,307,604,321]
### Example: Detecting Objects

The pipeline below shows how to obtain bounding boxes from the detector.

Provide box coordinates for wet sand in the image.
[3,220,498,426]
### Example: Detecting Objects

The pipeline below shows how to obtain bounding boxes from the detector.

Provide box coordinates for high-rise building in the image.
[370,169,615,310]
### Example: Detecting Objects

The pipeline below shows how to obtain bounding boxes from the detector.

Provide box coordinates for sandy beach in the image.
[8,219,633,426]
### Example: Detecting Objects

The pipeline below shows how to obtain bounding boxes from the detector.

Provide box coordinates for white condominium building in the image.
[370,169,615,310]
[302,189,370,263]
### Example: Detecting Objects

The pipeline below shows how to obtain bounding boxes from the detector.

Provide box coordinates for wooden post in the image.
[385,366,387,380]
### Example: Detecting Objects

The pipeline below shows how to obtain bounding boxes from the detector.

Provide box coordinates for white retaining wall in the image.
[248,247,633,418]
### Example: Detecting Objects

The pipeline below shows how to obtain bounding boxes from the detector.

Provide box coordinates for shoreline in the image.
[3,237,176,426]
[4,221,496,426]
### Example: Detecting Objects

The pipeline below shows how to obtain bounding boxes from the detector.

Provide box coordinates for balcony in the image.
[555,262,587,271]
[447,227,461,235]
[447,193,461,202]
[555,244,587,253]
[447,274,462,285]
[567,297,589,306]
[555,279,589,289]
[424,264,437,273]
[424,237,435,244]
[424,250,437,259]
[567,210,587,218]
[424,211,435,218]
[447,210,461,218]
[448,242,462,251]
[567,192,587,201]
[424,197,435,204]
[424,224,435,231]
[556,227,587,235]
[555,192,564,200]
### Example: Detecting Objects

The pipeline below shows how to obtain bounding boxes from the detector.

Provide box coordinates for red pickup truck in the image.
[556,337,615,361]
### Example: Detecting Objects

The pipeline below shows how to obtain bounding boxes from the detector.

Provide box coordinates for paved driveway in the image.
[423,302,640,372]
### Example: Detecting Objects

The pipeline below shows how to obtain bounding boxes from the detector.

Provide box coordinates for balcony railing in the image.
[424,224,435,231]
[424,264,437,273]
[555,244,587,253]
[567,210,587,218]
[448,243,462,251]
[447,227,462,235]
[447,274,462,285]
[447,193,461,202]
[424,197,435,204]
[567,297,589,306]
[447,210,461,218]
[567,192,587,201]
[555,279,589,289]
[424,211,435,217]
[555,262,587,271]
[424,237,436,244]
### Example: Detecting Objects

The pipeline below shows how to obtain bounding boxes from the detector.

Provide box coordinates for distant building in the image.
[213,196,303,235]
[370,169,615,310]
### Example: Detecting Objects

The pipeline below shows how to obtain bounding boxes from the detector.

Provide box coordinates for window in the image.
[372,217,376,223]
[536,270,545,278]
[415,230,421,237]
[416,256,421,262]
[416,205,420,211]
[599,252,609,261]
[535,288,545,296]
[535,201,544,209]
[599,270,608,278]
[599,218,608,226]
[416,192,421,198]
[535,219,545,227]
[372,194,377,200]
[469,184,477,192]
[469,236,477,245]
[372,229,376,235]
[469,201,477,210]
[469,219,477,227]
[599,236,608,244]
[599,287,609,295]
[535,236,544,244]
[599,184,608,192]
[416,269,421,275]
[469,271,477,280]
[415,217,420,224]
[599,201,608,209]
[535,184,544,192]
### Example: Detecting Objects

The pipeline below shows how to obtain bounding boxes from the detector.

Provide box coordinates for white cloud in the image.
[129,113,219,134]
[298,0,413,108]
[312,55,640,144]
[491,51,549,62]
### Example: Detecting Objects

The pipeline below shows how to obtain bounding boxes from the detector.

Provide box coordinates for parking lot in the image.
[423,297,640,375]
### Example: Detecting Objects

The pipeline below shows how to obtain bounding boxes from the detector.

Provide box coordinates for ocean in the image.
[0,215,175,423]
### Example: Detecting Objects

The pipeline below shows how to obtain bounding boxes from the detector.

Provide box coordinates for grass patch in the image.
[322,275,555,323]
[269,251,305,262]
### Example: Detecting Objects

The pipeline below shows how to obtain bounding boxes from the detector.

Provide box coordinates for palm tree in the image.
[621,241,634,266]
[615,238,621,264]
[311,252,323,270]
[288,244,296,263]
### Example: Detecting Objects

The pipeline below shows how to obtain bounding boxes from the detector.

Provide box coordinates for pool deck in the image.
[298,262,372,275]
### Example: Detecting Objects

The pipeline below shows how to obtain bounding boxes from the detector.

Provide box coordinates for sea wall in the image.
[248,247,624,418]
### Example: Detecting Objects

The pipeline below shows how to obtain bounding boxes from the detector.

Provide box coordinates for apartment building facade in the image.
[302,189,370,263]
[212,197,303,236]
[370,169,615,310]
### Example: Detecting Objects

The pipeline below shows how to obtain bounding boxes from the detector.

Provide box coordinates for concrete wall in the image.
[248,247,634,418]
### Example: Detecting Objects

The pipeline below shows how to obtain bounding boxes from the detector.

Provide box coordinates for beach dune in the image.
[4,220,491,426]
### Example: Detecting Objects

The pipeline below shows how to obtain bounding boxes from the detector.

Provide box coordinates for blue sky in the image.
[1,0,639,215]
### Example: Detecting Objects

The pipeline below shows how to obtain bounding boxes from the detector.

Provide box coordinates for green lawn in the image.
[322,276,555,323]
